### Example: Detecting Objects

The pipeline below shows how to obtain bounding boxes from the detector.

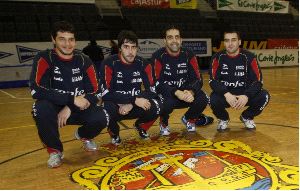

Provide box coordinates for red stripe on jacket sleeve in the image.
[86,65,98,93]
[154,59,162,80]
[251,58,261,81]
[35,57,49,86]
[105,65,113,89]
[190,56,200,79]
[144,64,154,85]
[212,58,219,79]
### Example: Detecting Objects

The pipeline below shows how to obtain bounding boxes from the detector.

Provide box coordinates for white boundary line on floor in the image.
[0,89,16,98]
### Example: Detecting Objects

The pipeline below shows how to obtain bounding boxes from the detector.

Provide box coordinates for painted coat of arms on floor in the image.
[71,133,299,190]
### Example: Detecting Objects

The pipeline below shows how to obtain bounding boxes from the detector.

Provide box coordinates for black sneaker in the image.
[111,135,121,145]
[195,114,214,126]
[134,126,150,139]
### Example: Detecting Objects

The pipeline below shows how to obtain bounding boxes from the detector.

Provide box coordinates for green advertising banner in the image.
[217,0,289,13]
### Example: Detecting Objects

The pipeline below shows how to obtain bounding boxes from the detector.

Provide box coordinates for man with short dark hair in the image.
[151,25,213,136]
[29,21,109,168]
[209,30,270,132]
[99,30,162,144]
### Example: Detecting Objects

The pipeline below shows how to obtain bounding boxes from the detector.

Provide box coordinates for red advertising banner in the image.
[267,39,298,49]
[121,0,170,8]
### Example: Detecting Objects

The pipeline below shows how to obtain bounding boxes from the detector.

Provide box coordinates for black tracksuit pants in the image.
[32,100,109,153]
[160,90,208,126]
[103,99,162,137]
[210,89,270,120]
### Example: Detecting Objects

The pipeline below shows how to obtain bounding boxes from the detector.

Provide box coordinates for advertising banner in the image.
[217,0,289,13]
[213,40,268,53]
[170,0,197,9]
[0,38,211,84]
[182,39,211,56]
[121,0,170,8]
[0,41,110,84]
[267,39,299,49]
[250,49,299,67]
[137,38,211,58]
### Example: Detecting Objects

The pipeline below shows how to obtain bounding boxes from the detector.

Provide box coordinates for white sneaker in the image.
[181,116,196,132]
[159,123,170,136]
[217,120,229,132]
[186,121,196,132]
[47,152,64,168]
[240,116,256,130]
[75,129,98,151]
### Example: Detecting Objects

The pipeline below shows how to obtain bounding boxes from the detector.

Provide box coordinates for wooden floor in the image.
[0,67,298,189]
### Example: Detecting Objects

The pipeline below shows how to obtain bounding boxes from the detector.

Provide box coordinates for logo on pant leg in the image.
[71,134,298,190]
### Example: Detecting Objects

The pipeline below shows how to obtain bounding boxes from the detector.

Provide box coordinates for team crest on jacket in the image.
[71,134,298,190]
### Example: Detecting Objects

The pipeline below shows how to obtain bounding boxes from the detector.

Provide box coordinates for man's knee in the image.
[161,99,174,114]
[86,107,110,128]
[149,99,163,115]
[32,100,55,119]
[209,93,222,108]
[102,101,119,119]
[261,89,270,103]
[194,91,209,106]
[256,89,270,110]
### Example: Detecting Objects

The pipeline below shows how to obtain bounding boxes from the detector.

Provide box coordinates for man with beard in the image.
[209,30,270,132]
[29,21,110,168]
[151,25,213,136]
[99,30,162,145]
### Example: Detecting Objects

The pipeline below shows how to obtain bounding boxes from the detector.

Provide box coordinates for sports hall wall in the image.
[0,38,298,88]
[0,0,298,88]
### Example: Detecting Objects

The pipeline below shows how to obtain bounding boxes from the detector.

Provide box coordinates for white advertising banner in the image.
[0,38,211,84]
[250,49,299,67]
[0,41,110,83]
[217,0,289,13]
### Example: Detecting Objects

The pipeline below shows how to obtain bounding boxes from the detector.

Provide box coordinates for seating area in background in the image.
[0,1,298,43]
[217,11,298,40]
[289,0,299,10]
[122,7,222,39]
[205,0,217,10]
[0,1,109,42]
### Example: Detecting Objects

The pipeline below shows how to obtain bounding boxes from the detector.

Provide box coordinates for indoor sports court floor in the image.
[0,67,298,189]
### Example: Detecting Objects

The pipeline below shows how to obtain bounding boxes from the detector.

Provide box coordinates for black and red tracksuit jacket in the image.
[151,47,203,97]
[29,49,99,111]
[99,54,156,104]
[209,48,263,98]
